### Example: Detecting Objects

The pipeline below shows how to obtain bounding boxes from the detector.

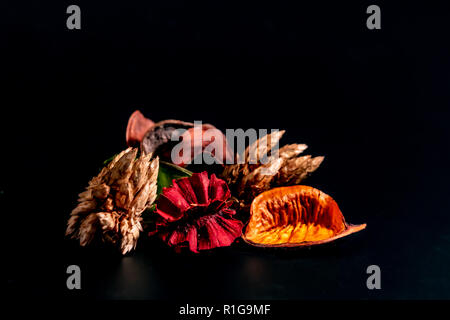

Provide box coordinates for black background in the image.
[2,0,450,300]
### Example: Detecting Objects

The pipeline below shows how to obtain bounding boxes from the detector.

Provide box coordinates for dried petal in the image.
[126,110,155,147]
[79,213,98,246]
[108,148,137,185]
[278,144,308,159]
[92,183,110,200]
[276,155,325,185]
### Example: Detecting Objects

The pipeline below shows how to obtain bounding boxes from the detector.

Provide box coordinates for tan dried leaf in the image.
[66,148,159,254]
[220,131,324,208]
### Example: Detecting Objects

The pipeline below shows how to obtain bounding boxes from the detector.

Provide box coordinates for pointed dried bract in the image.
[66,148,159,254]
[220,131,324,209]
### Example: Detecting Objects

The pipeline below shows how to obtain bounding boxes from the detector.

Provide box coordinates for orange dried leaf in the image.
[243,185,366,247]
[126,110,155,147]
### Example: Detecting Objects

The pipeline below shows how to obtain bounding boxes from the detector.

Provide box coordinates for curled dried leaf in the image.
[126,110,155,147]
[243,185,366,247]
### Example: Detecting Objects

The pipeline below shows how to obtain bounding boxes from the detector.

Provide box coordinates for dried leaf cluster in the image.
[220,130,324,209]
[66,148,159,254]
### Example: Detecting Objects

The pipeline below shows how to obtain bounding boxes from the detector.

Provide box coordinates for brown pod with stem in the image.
[140,119,233,167]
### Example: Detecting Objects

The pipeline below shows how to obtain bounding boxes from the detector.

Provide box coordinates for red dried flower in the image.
[154,172,243,253]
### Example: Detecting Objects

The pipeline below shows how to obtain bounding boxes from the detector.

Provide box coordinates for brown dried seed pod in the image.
[242,185,366,247]
[140,119,233,167]
[141,119,195,157]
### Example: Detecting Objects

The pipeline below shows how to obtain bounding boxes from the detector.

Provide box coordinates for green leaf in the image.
[157,161,193,195]
[103,153,118,166]
[143,161,193,217]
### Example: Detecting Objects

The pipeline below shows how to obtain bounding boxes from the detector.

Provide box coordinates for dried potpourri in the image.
[66,148,159,254]
[220,130,324,210]
[66,110,366,254]
[152,171,243,253]
[242,185,366,247]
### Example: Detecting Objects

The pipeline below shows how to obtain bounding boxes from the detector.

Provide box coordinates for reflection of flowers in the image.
[154,172,243,253]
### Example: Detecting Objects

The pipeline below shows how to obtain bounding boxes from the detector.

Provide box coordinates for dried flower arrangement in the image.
[66,110,365,254]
